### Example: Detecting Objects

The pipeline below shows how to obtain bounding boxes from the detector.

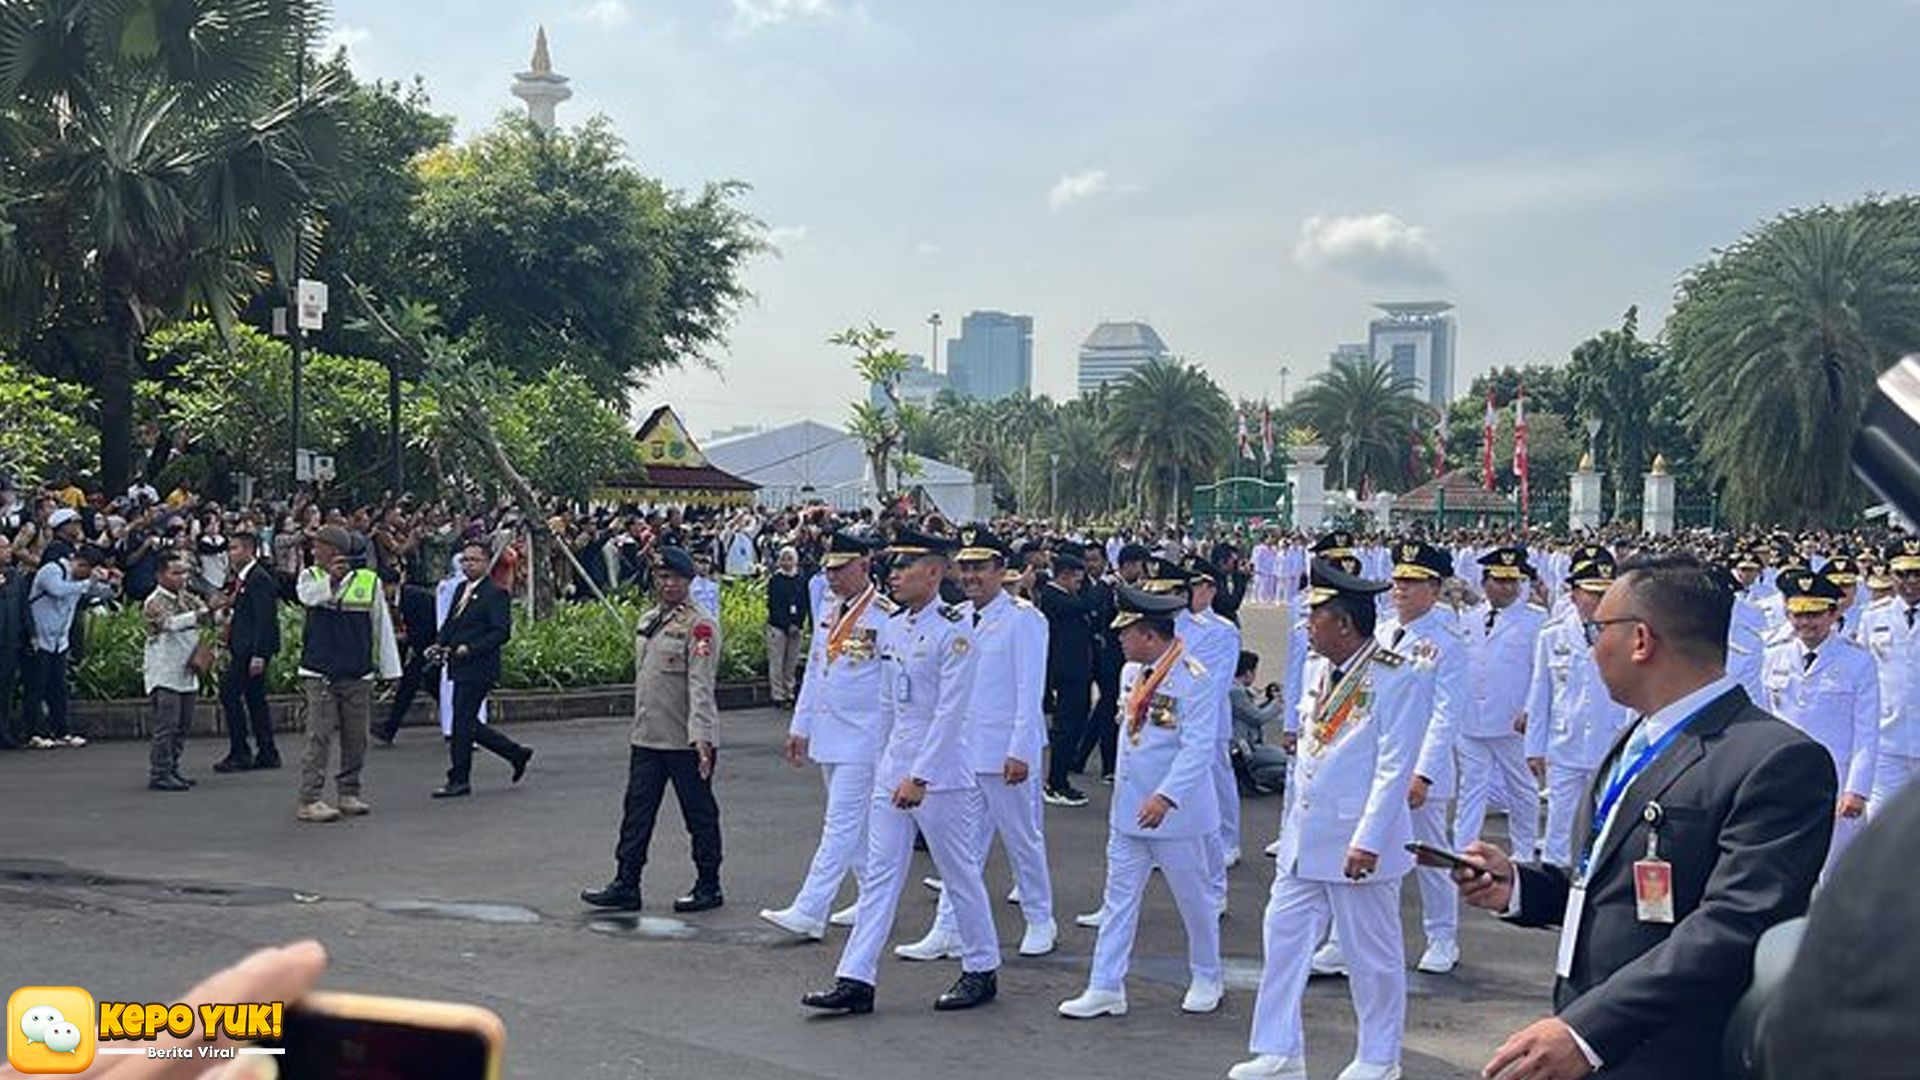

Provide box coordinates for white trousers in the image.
[1542,764,1595,869]
[1871,753,1920,816]
[932,774,1055,931]
[787,761,875,922]
[1455,735,1539,859]
[1087,831,1221,992]
[837,787,999,984]
[1249,872,1406,1066]
[1410,796,1457,944]
[1215,739,1241,858]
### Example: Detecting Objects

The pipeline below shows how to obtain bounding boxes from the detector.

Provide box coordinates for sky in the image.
[326,0,1920,440]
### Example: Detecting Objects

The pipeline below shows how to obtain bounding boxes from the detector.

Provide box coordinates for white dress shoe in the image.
[1075,907,1106,928]
[1263,839,1280,856]
[1416,937,1459,974]
[828,904,858,927]
[1181,978,1223,1013]
[1227,1054,1307,1080]
[893,927,962,961]
[1018,918,1057,956]
[1225,845,1242,869]
[1310,940,1348,976]
[1057,987,1127,1019]
[1335,1062,1401,1080]
[1006,885,1022,904]
[758,906,826,940]
[922,876,944,893]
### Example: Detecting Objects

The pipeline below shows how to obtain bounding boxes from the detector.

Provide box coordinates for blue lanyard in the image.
[1579,705,1704,881]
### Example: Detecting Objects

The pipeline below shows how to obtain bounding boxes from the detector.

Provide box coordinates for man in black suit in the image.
[215,531,282,771]
[431,541,532,798]
[373,568,440,745]
[1039,545,1097,807]
[1454,553,1834,1080]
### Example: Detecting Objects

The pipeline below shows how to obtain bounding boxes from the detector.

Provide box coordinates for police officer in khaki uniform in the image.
[582,546,725,913]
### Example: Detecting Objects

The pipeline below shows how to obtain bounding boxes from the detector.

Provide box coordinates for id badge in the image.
[1634,828,1674,924]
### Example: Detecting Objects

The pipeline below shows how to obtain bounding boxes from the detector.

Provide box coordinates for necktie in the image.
[1907,607,1916,630]
[1485,608,1497,632]
[1329,667,1345,687]
[1803,649,1817,672]
[1601,720,1651,811]
[972,611,982,628]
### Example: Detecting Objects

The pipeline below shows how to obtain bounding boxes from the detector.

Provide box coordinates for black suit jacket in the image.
[225,561,282,662]
[436,577,511,687]
[1038,580,1095,683]
[395,583,438,659]
[1509,686,1835,1080]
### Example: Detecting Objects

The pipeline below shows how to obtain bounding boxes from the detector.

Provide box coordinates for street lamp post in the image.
[928,312,943,375]
[1050,453,1060,520]
[1280,363,1291,404]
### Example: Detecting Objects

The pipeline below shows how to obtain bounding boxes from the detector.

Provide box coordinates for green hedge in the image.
[73,579,781,700]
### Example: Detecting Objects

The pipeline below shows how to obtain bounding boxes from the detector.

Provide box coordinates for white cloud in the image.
[767,224,809,247]
[731,0,835,30]
[578,0,632,29]
[319,25,369,60]
[1048,169,1111,211]
[1293,212,1446,286]
[911,241,944,256]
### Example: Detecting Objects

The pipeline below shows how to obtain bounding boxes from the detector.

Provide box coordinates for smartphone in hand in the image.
[1406,841,1507,882]
[261,991,505,1080]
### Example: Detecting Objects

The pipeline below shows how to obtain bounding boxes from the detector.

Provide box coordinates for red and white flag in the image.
[1514,385,1531,524]
[1260,403,1274,465]
[1482,388,1497,492]
[1237,410,1252,461]
[1432,411,1447,478]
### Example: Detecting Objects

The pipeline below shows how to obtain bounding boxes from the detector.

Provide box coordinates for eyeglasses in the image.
[1581,615,1648,643]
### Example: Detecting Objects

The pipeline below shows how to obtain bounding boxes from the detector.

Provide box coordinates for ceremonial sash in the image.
[826,585,878,662]
[1125,638,1186,746]
[1305,641,1378,754]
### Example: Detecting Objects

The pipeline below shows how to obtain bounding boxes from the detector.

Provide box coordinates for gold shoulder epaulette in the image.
[874,594,900,614]
[1374,648,1406,668]
[1182,655,1208,678]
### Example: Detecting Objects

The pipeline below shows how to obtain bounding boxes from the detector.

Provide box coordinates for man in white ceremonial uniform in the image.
[1724,548,1771,704]
[1231,559,1433,1080]
[1860,538,1920,812]
[801,528,1001,1015]
[1315,540,1470,978]
[897,526,1057,960]
[1059,584,1225,1019]
[1523,551,1634,869]
[762,532,892,939]
[1762,569,1878,875]
[1454,546,1545,864]
[1182,554,1246,890]
[1252,533,1281,606]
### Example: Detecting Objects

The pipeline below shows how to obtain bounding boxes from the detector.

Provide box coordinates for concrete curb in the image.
[67,682,775,742]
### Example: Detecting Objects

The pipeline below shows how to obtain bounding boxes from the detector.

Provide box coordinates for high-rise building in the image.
[869,354,949,411]
[1367,302,1456,408]
[1077,320,1170,395]
[945,310,1033,401]
[1328,343,1370,368]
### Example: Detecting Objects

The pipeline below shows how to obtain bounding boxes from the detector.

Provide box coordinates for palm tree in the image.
[1289,355,1432,492]
[1033,402,1111,521]
[1670,201,1920,524]
[1102,360,1234,520]
[0,0,342,492]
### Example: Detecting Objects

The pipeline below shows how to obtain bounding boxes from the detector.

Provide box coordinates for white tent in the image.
[705,420,987,521]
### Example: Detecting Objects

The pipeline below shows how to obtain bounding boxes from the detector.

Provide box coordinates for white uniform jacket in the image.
[1465,601,1546,739]
[1177,607,1240,741]
[1727,596,1769,705]
[1763,635,1880,798]
[1524,611,1632,770]
[960,590,1049,773]
[1274,643,1435,882]
[875,601,977,793]
[1110,645,1220,840]
[789,585,894,765]
[1859,598,1920,761]
[1379,605,1469,796]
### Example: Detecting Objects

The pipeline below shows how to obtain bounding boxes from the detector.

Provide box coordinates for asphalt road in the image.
[1,708,1554,1079]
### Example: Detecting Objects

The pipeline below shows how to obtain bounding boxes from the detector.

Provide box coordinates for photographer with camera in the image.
[293,526,401,824]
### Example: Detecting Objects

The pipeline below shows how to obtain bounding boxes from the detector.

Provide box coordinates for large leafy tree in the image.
[1669,200,1920,524]
[1564,308,1661,515]
[0,0,343,493]
[1102,360,1234,520]
[0,358,96,485]
[408,116,764,396]
[1289,355,1435,492]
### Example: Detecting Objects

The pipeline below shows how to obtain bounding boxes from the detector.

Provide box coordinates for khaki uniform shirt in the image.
[631,601,721,750]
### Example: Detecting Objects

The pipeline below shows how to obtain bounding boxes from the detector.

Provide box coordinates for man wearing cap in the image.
[1059,583,1225,1020]
[1819,553,1866,642]
[899,526,1057,960]
[801,528,1001,1015]
[1233,560,1433,1080]
[763,532,893,939]
[1525,554,1635,870]
[1762,569,1878,875]
[1318,539,1470,977]
[1858,538,1920,812]
[1721,549,1770,704]
[583,546,725,913]
[1077,543,1123,783]
[1454,546,1546,865]
[1180,554,1245,895]
[293,527,402,822]
[1040,543,1097,807]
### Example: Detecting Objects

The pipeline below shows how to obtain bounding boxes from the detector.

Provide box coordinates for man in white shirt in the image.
[1859,538,1920,811]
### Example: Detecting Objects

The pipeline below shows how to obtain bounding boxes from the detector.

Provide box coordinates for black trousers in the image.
[219,657,276,760]
[613,745,722,886]
[0,649,20,747]
[22,647,69,739]
[447,680,525,786]
[381,650,434,737]
[1078,650,1122,776]
[1047,674,1093,790]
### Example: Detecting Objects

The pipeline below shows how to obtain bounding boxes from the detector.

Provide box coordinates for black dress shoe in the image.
[431,783,472,798]
[212,756,252,773]
[252,751,282,769]
[673,883,724,913]
[510,748,533,784]
[371,726,397,746]
[176,774,198,787]
[934,970,998,1011]
[581,882,642,910]
[800,977,875,1014]
[148,776,191,792]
